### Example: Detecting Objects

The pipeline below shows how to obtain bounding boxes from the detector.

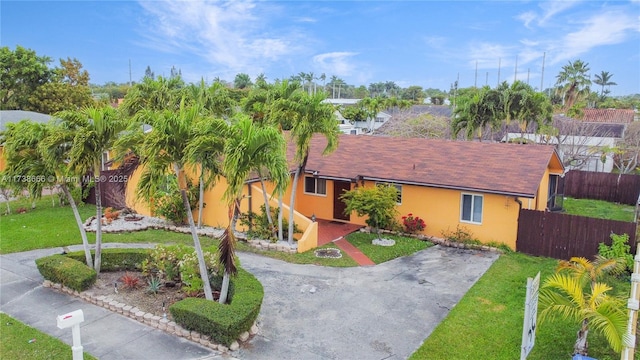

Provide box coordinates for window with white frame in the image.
[304,177,327,195]
[460,193,483,224]
[376,182,402,204]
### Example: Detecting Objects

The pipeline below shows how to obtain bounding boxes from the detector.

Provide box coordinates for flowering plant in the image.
[402,213,426,233]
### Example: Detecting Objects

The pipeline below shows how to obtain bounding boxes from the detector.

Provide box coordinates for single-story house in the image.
[126,134,564,251]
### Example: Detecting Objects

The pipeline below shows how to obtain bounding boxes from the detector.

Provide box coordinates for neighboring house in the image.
[324,98,393,133]
[504,114,626,173]
[0,110,53,171]
[582,108,635,124]
[126,134,564,251]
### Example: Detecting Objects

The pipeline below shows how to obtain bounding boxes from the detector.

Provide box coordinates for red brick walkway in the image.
[316,219,374,266]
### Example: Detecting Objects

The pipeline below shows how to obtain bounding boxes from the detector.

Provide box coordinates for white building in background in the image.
[323,98,391,134]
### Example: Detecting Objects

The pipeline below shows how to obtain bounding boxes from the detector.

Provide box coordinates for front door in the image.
[333,180,351,221]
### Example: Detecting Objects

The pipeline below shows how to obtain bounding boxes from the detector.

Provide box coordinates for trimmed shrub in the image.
[170,268,263,346]
[35,255,97,292]
[66,248,151,271]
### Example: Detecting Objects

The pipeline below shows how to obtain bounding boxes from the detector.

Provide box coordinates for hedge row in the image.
[35,255,97,292]
[37,247,264,346]
[66,248,151,271]
[170,268,263,346]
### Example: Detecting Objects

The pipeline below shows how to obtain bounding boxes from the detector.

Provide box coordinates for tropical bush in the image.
[598,233,633,274]
[152,175,198,225]
[239,205,301,242]
[402,213,426,233]
[170,268,263,346]
[35,255,97,292]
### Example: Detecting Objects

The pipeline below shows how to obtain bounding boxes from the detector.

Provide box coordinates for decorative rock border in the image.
[245,239,298,254]
[43,280,258,354]
[359,227,505,254]
[83,215,298,254]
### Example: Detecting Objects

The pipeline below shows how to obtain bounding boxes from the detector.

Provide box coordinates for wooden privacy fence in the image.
[516,209,637,260]
[564,170,640,205]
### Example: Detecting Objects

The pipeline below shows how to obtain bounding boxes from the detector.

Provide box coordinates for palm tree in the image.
[286,92,340,244]
[538,256,627,356]
[120,76,184,116]
[592,71,617,98]
[219,115,289,303]
[132,101,218,300]
[63,106,127,274]
[39,118,94,267]
[184,80,235,227]
[555,59,591,111]
[451,86,500,141]
[233,73,252,89]
[244,80,302,240]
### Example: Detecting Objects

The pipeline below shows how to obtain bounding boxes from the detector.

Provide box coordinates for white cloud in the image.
[550,10,638,64]
[467,42,514,69]
[516,0,581,28]
[312,52,359,77]
[136,0,305,78]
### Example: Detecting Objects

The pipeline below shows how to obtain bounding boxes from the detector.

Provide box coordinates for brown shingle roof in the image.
[294,135,561,198]
[582,109,634,124]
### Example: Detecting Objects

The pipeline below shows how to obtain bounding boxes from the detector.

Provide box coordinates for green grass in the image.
[563,197,636,222]
[410,252,634,360]
[0,313,98,360]
[344,232,432,264]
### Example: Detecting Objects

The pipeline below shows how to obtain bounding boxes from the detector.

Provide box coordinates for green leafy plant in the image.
[441,225,479,244]
[178,250,219,297]
[402,213,426,233]
[146,277,162,294]
[598,233,633,274]
[239,205,301,242]
[340,184,399,241]
[153,175,198,225]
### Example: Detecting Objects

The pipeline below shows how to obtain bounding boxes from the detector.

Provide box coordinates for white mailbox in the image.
[57,309,84,329]
[56,309,85,360]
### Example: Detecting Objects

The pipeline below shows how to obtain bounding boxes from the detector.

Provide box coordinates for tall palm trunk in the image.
[197,164,204,229]
[287,164,304,244]
[174,164,213,301]
[574,319,589,355]
[257,170,274,237]
[219,202,238,304]
[61,182,92,267]
[278,194,284,242]
[94,170,103,273]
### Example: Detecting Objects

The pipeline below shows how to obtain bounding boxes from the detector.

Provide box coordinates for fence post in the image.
[621,247,640,360]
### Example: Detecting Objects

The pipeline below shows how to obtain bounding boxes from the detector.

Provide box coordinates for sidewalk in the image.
[0,245,228,360]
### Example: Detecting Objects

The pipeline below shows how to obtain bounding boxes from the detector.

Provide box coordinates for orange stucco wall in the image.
[0,147,5,172]
[125,168,317,252]
[294,178,523,249]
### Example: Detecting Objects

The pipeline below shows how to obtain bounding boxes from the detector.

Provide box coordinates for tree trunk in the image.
[573,319,589,355]
[94,172,103,273]
[257,170,274,237]
[287,166,302,244]
[278,194,284,242]
[218,271,230,304]
[197,167,204,229]
[61,183,93,267]
[174,164,213,301]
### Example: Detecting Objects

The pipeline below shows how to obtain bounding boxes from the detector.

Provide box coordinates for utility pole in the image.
[474,61,478,88]
[540,52,546,92]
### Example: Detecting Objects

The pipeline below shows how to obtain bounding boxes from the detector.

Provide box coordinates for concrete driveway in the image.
[0,244,498,360]
[236,245,498,360]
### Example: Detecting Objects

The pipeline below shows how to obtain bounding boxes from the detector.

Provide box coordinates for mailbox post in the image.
[56,309,85,360]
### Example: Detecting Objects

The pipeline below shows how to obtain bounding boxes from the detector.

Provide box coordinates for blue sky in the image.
[2,0,639,95]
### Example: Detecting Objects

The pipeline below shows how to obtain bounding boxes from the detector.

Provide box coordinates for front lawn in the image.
[345,232,432,264]
[563,197,636,222]
[0,313,97,360]
[411,252,634,360]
